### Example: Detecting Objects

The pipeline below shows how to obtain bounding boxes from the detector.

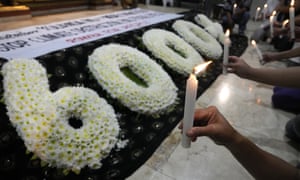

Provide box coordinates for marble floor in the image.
[0,4,299,180]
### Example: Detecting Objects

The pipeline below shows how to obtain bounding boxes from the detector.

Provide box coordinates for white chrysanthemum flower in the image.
[172,20,223,60]
[142,29,204,76]
[194,14,225,43]
[2,59,121,172]
[88,44,178,115]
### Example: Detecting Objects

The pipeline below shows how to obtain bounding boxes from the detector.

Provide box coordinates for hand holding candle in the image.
[289,0,295,39]
[182,61,212,148]
[223,29,231,74]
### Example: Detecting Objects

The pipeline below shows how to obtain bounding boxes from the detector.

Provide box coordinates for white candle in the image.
[269,11,276,38]
[251,40,263,64]
[182,61,212,148]
[255,7,261,21]
[233,3,237,14]
[223,29,231,74]
[290,0,295,39]
[263,4,268,21]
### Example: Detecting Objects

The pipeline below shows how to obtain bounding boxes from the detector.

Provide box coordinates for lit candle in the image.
[255,7,261,21]
[223,29,231,74]
[282,19,289,29]
[290,0,295,39]
[263,4,268,20]
[233,3,237,14]
[269,11,276,38]
[251,40,264,64]
[182,61,212,148]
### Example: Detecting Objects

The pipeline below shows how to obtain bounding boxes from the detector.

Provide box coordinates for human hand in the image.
[179,106,240,146]
[262,52,279,62]
[226,56,253,79]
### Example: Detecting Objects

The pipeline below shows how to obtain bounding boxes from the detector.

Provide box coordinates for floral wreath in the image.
[88,44,178,115]
[142,29,204,76]
[2,59,120,173]
[172,20,223,60]
[194,14,225,44]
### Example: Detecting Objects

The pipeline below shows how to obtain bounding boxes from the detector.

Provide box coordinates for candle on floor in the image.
[255,7,261,21]
[233,3,237,14]
[251,40,264,64]
[182,61,212,148]
[290,0,295,39]
[269,11,276,38]
[263,4,268,20]
[223,29,231,74]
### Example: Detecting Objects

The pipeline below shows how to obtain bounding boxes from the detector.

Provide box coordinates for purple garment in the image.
[272,86,300,113]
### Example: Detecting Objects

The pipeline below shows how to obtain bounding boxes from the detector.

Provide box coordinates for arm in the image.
[227,56,300,88]
[180,107,300,180]
[263,46,300,62]
[227,133,300,180]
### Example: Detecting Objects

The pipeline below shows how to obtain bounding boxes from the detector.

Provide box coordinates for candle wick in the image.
[192,68,196,75]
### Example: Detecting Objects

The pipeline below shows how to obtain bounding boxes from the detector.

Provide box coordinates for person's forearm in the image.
[246,67,300,88]
[226,134,300,180]
[275,47,300,60]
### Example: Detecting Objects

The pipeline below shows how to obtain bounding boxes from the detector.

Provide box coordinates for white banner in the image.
[0,8,183,59]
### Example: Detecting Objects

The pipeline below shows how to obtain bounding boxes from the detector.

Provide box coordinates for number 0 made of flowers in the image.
[2,59,120,173]
[88,44,178,115]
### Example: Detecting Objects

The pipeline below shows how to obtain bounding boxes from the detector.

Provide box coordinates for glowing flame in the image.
[264,4,268,8]
[251,40,257,46]
[193,61,212,75]
[282,19,289,27]
[225,29,230,37]
[291,0,295,7]
[257,7,261,11]
[272,10,277,16]
[233,3,237,8]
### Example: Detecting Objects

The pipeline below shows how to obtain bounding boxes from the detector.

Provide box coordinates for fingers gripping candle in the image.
[182,61,212,148]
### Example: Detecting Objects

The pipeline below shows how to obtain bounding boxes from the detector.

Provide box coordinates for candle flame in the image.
[282,19,289,27]
[291,0,295,6]
[234,3,237,8]
[251,40,257,46]
[257,7,261,11]
[225,29,230,37]
[193,61,212,75]
[272,10,277,16]
[264,4,268,8]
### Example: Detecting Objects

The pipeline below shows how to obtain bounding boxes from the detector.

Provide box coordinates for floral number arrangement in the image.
[172,20,223,60]
[2,59,121,173]
[88,44,178,115]
[142,29,204,76]
[1,43,179,173]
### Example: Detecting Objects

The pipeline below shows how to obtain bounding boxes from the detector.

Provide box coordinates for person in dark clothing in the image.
[222,0,252,34]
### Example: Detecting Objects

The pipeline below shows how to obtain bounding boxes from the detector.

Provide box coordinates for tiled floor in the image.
[0,4,299,180]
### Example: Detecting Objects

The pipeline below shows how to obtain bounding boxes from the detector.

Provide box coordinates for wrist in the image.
[225,131,245,150]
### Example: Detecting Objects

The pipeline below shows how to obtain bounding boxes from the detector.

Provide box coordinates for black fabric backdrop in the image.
[0,10,248,180]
